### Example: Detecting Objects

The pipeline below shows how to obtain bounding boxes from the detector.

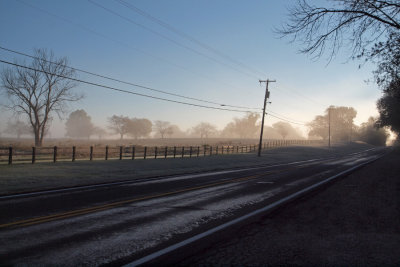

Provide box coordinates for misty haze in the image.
[0,0,399,266]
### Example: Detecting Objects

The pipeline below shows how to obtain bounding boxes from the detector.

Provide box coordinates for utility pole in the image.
[258,79,275,157]
[328,107,331,148]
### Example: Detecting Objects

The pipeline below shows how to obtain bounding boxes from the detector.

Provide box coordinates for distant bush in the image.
[357,117,388,146]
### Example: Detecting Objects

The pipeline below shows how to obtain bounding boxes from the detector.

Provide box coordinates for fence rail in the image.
[0,140,323,165]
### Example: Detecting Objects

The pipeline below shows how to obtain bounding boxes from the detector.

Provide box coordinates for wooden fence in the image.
[0,140,323,165]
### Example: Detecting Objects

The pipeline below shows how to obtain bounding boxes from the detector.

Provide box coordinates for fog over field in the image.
[1,0,395,147]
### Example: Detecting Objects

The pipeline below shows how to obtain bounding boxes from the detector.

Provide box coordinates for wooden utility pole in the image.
[328,107,331,148]
[258,79,276,157]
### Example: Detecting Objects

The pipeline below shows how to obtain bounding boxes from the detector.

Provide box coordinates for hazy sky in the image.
[0,0,381,137]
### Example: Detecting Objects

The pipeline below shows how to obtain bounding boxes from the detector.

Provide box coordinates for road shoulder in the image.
[177,148,400,266]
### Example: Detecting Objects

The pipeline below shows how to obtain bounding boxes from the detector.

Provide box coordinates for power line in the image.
[266,113,307,126]
[12,0,319,126]
[0,58,311,125]
[15,0,248,93]
[13,0,320,123]
[88,0,259,80]
[266,108,308,124]
[278,82,326,108]
[0,46,261,110]
[115,0,267,78]
[0,59,258,113]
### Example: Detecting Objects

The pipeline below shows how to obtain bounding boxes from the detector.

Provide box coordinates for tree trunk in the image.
[34,128,41,147]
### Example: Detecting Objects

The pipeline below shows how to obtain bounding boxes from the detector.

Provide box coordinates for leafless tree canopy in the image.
[192,122,217,138]
[108,115,131,140]
[1,48,82,146]
[153,120,174,139]
[272,122,292,139]
[65,109,94,139]
[308,106,357,141]
[4,120,31,139]
[279,0,400,60]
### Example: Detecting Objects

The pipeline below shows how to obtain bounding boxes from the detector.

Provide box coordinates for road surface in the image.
[0,147,386,265]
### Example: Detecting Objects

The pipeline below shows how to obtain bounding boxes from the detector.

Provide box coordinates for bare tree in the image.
[192,122,217,138]
[278,0,400,60]
[65,109,94,139]
[221,113,260,138]
[308,106,357,141]
[357,116,388,145]
[108,115,130,140]
[127,118,152,140]
[1,49,82,146]
[154,120,173,139]
[272,121,292,140]
[4,119,31,139]
[92,126,108,140]
[168,125,187,138]
[308,115,329,140]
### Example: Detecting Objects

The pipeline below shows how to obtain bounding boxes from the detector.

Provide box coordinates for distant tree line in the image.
[307,106,388,146]
[62,111,305,141]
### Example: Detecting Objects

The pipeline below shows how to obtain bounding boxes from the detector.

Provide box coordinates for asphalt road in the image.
[0,147,387,266]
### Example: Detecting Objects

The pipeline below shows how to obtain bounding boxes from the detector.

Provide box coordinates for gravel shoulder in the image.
[178,147,400,266]
[0,143,375,195]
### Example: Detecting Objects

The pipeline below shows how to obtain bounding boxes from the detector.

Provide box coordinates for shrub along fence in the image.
[0,140,323,165]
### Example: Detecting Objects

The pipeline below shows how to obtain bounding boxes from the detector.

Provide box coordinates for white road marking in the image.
[124,153,385,267]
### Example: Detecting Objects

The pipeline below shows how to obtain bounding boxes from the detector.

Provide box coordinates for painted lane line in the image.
[124,153,386,267]
[1,149,370,200]
[0,173,268,229]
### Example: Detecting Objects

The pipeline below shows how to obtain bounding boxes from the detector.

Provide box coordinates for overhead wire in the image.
[15,0,248,93]
[266,113,307,126]
[0,58,310,126]
[115,0,267,78]
[88,0,259,80]
[0,59,258,113]
[278,82,326,108]
[8,1,318,125]
[113,0,325,112]
[265,108,308,124]
[0,46,262,110]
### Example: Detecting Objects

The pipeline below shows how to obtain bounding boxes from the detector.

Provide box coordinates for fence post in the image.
[8,147,12,165]
[72,146,76,162]
[154,147,158,159]
[203,145,206,157]
[53,146,57,163]
[181,147,185,158]
[32,147,36,164]
[119,146,123,160]
[105,146,108,160]
[197,146,200,157]
[90,146,93,161]
[189,146,192,158]
[173,146,176,158]
[210,146,213,156]
[132,146,135,160]
[216,146,219,155]
[144,146,147,159]
[221,146,224,154]
[164,146,168,159]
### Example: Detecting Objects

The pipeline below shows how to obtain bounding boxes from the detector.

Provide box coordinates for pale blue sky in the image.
[0,0,381,137]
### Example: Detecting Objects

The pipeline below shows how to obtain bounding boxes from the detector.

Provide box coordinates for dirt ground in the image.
[178,148,400,266]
